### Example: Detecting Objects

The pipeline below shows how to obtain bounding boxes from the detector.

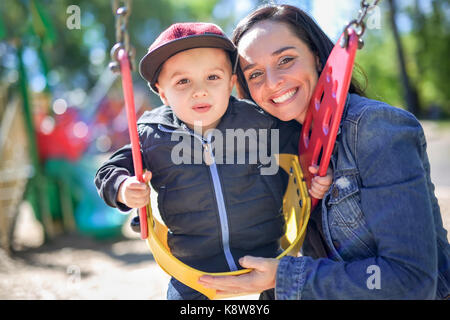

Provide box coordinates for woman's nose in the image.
[265,69,283,90]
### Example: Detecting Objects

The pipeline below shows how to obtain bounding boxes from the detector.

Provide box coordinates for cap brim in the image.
[139,34,236,93]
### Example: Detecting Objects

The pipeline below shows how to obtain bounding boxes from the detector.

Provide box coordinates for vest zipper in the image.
[158,124,238,271]
[204,133,238,271]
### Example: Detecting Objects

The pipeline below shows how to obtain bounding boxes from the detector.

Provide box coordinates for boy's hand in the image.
[308,165,333,199]
[117,171,152,208]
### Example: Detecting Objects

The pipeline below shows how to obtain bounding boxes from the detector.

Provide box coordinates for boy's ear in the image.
[155,83,169,105]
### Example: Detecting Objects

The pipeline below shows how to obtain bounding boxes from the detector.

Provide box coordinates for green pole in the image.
[16,42,54,239]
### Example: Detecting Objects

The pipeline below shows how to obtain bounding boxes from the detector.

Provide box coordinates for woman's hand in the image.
[198,256,279,295]
[308,165,333,199]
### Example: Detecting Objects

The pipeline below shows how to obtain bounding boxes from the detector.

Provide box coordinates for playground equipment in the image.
[0,0,135,249]
[0,96,32,253]
[109,0,380,299]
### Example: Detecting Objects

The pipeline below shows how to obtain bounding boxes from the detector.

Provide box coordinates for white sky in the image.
[312,0,358,41]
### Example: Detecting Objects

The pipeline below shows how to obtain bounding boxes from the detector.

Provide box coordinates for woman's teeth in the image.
[272,88,297,104]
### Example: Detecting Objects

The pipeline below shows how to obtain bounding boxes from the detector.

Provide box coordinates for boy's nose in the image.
[192,86,208,99]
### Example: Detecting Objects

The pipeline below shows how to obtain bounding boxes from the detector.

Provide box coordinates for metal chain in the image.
[340,0,382,49]
[109,0,135,73]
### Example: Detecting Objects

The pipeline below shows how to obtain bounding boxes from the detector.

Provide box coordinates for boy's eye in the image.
[176,78,189,85]
[208,74,220,81]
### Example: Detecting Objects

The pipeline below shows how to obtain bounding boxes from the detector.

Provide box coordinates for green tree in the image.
[408,0,450,117]
[0,0,221,99]
[387,0,421,115]
[356,0,450,118]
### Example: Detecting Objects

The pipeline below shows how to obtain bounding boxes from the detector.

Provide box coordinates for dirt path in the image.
[0,211,170,299]
[0,120,449,300]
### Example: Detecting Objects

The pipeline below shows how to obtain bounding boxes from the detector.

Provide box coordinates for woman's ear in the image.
[316,55,323,74]
[155,83,169,105]
[235,79,252,100]
[236,82,246,99]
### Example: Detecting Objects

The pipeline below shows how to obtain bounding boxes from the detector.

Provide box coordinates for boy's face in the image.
[155,47,236,134]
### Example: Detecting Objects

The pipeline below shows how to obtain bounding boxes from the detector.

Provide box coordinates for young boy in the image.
[95,22,331,299]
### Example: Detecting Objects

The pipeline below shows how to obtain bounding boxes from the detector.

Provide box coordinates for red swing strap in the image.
[110,1,148,239]
[298,28,359,210]
[118,49,148,240]
[299,0,381,210]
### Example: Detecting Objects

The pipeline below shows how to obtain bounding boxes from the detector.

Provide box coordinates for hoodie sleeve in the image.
[94,143,136,212]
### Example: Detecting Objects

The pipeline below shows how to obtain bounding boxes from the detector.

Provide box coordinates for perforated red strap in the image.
[118,48,148,239]
[298,28,359,210]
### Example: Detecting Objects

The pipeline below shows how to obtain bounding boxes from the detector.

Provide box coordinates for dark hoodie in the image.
[95,96,299,272]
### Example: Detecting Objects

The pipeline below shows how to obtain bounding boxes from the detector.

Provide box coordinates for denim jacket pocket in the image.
[326,174,376,261]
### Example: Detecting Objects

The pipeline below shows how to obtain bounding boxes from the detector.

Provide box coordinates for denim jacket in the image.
[275,93,450,299]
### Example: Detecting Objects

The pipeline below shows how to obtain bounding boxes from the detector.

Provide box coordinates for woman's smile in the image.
[270,87,299,105]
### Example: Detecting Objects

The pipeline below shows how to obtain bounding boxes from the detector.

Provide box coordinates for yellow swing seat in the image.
[145,153,311,299]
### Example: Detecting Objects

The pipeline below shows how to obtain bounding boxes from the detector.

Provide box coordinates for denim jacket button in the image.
[332,240,340,250]
[331,186,339,198]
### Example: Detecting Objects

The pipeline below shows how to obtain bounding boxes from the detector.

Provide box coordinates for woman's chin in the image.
[266,100,307,123]
[276,113,296,122]
[272,107,301,122]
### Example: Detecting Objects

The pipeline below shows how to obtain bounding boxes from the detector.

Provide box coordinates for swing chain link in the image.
[340,0,382,49]
[109,0,135,73]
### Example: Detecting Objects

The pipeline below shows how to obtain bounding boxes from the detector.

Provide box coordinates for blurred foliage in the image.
[410,0,450,117]
[0,0,448,118]
[356,0,450,118]
[0,0,229,104]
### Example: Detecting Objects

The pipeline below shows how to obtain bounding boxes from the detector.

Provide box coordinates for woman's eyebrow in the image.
[242,46,296,73]
[242,63,256,73]
[272,46,296,56]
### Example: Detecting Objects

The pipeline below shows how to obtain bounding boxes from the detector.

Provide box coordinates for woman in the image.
[199,4,450,299]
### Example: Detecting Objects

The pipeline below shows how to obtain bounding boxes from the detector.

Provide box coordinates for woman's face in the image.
[237,20,319,123]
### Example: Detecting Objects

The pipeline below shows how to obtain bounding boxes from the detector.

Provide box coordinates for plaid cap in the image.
[139,22,238,94]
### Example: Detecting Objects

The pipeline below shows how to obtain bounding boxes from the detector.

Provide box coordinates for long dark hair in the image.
[232,4,366,100]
